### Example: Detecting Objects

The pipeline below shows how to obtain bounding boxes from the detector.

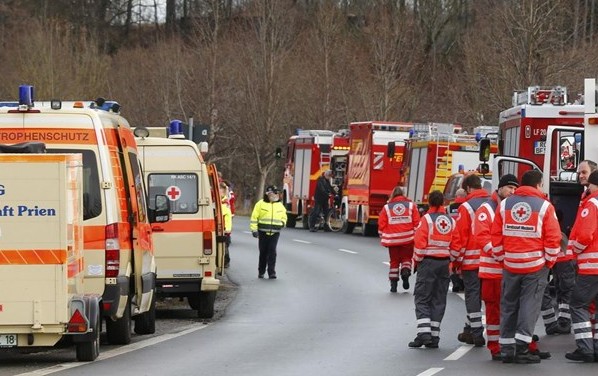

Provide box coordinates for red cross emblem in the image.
[166,185,181,201]
[435,216,451,234]
[511,202,531,223]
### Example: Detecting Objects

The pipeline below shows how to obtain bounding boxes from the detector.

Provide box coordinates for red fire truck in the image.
[342,121,414,236]
[282,130,334,228]
[498,85,584,178]
[330,129,350,191]
[399,124,497,208]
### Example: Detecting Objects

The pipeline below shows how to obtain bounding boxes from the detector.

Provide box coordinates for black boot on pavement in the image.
[424,337,439,348]
[408,333,432,348]
[565,348,594,362]
[515,346,541,364]
[530,349,551,359]
[472,335,485,347]
[390,280,398,293]
[401,269,411,290]
[457,326,473,344]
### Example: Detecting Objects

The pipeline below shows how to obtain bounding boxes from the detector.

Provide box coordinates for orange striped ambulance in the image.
[134,123,223,319]
[0,86,170,345]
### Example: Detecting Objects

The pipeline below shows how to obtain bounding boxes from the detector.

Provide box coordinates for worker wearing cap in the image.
[565,170,598,362]
[451,174,491,347]
[250,185,287,279]
[491,169,561,364]
[309,170,337,232]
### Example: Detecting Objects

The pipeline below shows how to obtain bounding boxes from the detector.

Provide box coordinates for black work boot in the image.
[515,345,541,364]
[557,318,571,334]
[545,322,560,335]
[565,348,594,362]
[472,335,486,347]
[457,326,473,344]
[425,336,440,348]
[408,333,432,348]
[401,269,411,290]
[390,280,398,293]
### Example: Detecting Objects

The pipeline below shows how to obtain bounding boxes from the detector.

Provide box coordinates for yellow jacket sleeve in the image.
[250,200,262,232]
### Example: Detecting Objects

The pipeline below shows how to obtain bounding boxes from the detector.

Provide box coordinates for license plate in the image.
[0,334,17,347]
[534,140,546,155]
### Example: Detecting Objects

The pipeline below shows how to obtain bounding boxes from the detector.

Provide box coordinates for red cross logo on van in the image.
[166,185,181,201]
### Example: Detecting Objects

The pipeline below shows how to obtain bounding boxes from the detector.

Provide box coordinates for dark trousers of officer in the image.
[570,275,598,356]
[463,269,483,337]
[258,232,280,276]
[413,257,450,340]
[308,200,329,230]
[541,260,576,329]
[500,267,549,357]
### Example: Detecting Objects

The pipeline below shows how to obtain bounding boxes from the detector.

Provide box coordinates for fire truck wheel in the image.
[286,214,297,228]
[76,311,100,361]
[196,291,217,319]
[106,300,132,345]
[342,221,355,234]
[134,292,156,335]
[302,215,309,229]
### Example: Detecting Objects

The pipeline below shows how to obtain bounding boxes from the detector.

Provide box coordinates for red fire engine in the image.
[498,85,584,177]
[399,123,498,208]
[330,129,350,191]
[342,121,414,236]
[282,130,334,228]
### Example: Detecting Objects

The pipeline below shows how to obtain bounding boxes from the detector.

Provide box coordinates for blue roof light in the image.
[19,85,34,107]
[475,132,482,142]
[169,120,185,139]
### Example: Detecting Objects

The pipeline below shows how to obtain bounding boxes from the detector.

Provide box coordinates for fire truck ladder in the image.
[429,124,454,193]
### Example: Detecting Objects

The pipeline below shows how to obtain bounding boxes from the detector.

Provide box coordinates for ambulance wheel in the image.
[76,311,100,361]
[286,214,297,228]
[106,300,131,345]
[134,292,156,335]
[196,291,217,319]
[361,223,377,237]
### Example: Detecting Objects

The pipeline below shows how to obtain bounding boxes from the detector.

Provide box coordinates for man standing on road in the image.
[565,170,598,362]
[451,174,490,347]
[309,170,336,232]
[491,169,561,364]
[378,186,420,292]
[408,190,455,349]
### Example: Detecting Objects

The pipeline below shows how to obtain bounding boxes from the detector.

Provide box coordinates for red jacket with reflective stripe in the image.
[378,196,420,247]
[490,186,561,274]
[569,190,598,275]
[413,207,456,262]
[475,192,502,279]
[450,189,491,270]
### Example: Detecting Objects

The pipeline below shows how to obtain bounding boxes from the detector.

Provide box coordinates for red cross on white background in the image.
[439,219,448,230]
[166,185,181,201]
[516,207,527,218]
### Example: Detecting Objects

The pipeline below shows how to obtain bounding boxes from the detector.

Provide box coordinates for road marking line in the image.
[382,261,390,266]
[293,239,311,244]
[444,345,473,360]
[15,324,208,376]
[456,292,465,300]
[338,248,357,254]
[417,368,444,376]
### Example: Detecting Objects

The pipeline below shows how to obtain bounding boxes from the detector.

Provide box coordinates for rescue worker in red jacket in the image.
[565,170,598,362]
[408,190,455,349]
[491,169,561,364]
[378,186,420,292]
[451,174,490,346]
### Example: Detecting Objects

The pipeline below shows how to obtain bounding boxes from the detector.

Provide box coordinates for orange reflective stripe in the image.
[67,257,85,277]
[0,249,67,264]
[152,219,216,233]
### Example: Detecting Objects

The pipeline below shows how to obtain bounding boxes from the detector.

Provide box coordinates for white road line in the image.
[15,324,208,376]
[338,248,357,254]
[293,239,311,244]
[456,292,465,300]
[382,261,390,266]
[444,345,474,361]
[416,367,444,376]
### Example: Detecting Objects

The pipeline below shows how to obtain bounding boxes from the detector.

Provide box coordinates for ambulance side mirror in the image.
[387,142,396,158]
[479,138,491,162]
[149,194,171,223]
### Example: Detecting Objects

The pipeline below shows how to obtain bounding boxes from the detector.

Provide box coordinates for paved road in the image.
[1,216,594,376]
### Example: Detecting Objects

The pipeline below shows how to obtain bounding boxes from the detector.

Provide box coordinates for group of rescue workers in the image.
[378,159,598,364]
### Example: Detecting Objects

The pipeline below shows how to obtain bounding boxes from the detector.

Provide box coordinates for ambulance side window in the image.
[128,153,147,223]
[147,173,199,214]
[49,148,102,220]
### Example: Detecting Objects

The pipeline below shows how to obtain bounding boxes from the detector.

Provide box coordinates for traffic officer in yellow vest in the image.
[490,169,561,364]
[250,185,287,279]
[565,170,598,362]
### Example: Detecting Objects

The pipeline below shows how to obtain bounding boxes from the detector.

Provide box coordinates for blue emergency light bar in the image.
[169,120,183,136]
[19,85,34,107]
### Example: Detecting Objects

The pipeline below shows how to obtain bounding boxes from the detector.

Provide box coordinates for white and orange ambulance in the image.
[0,86,170,345]
[135,123,224,319]
[0,147,101,361]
